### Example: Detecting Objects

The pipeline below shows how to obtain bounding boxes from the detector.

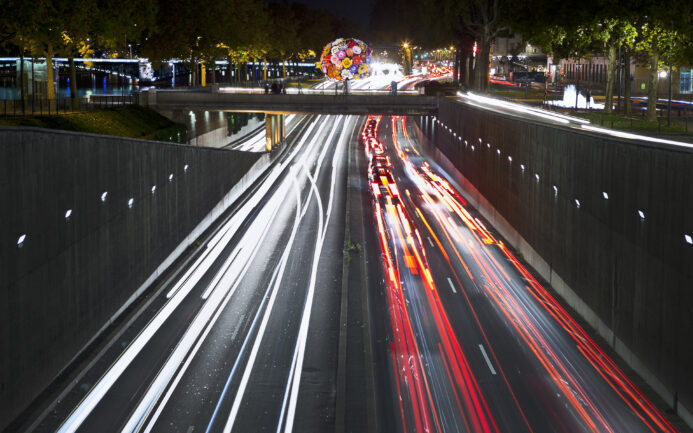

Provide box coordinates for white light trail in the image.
[280,116,354,433]
[56,115,323,433]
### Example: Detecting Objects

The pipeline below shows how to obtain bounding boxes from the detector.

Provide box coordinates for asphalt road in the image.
[35,113,361,433]
[28,107,688,433]
[361,114,681,433]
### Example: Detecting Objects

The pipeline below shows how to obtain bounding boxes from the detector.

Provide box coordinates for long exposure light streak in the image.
[366,114,678,433]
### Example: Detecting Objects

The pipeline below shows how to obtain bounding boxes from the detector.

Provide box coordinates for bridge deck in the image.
[143,89,439,115]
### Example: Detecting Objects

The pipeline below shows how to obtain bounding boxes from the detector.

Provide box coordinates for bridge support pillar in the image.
[265,114,285,151]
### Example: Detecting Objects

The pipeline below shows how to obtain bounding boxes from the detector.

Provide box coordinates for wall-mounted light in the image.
[535,173,540,181]
[507,156,512,162]
[17,234,26,248]
[168,174,174,181]
[638,210,645,220]
[128,198,134,208]
[101,191,108,202]
[65,209,72,219]
[151,185,157,194]
[575,198,581,208]
[685,234,692,245]
[602,192,609,200]
[184,164,189,172]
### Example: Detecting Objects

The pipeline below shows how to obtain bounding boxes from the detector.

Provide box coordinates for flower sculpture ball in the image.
[319,37,372,81]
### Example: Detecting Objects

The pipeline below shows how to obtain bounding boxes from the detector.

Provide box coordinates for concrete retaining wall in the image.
[0,127,261,430]
[416,99,693,426]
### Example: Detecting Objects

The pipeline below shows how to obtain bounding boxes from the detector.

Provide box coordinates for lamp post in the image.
[402,42,412,75]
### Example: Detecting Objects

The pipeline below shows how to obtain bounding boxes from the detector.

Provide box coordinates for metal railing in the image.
[1,94,139,116]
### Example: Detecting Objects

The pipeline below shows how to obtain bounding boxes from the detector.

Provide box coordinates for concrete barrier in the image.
[416,99,693,427]
[0,127,262,430]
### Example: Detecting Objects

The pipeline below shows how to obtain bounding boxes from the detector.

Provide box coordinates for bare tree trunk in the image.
[453,49,460,85]
[190,57,197,87]
[19,48,25,114]
[646,46,659,122]
[465,55,471,89]
[68,54,77,109]
[45,44,55,112]
[263,58,267,80]
[282,60,286,78]
[604,45,616,113]
[475,42,490,92]
[623,49,632,116]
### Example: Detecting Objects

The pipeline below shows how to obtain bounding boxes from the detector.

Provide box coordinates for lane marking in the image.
[427,236,434,247]
[479,344,497,375]
[447,277,457,293]
[230,314,245,342]
[280,116,354,433]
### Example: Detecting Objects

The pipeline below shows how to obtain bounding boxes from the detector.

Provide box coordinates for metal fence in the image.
[1,94,139,117]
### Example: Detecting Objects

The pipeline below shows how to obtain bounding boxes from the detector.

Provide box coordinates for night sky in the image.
[284,0,374,26]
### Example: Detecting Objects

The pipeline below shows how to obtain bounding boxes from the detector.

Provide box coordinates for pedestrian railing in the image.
[0,94,139,117]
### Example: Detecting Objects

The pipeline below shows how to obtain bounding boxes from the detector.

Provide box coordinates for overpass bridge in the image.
[140,88,439,116]
[140,87,439,150]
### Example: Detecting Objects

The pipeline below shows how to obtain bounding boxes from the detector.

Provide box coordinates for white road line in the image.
[230,314,245,342]
[479,344,497,375]
[222,118,333,433]
[126,177,288,433]
[427,236,434,247]
[280,116,353,433]
[447,277,457,293]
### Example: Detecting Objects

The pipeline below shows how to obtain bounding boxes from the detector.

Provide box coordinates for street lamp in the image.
[402,42,412,75]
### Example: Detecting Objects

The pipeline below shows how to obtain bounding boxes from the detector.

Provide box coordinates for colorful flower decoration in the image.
[318,37,372,81]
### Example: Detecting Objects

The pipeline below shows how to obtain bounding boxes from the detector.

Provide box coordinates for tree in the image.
[437,0,511,92]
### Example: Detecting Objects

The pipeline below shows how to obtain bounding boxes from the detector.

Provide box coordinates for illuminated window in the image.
[680,68,691,93]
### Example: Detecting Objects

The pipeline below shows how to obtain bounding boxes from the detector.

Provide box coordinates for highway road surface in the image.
[361,114,681,433]
[35,113,360,433]
[28,108,688,433]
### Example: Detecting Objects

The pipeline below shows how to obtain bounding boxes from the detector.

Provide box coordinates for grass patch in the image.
[490,87,561,101]
[572,111,693,136]
[0,105,187,143]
